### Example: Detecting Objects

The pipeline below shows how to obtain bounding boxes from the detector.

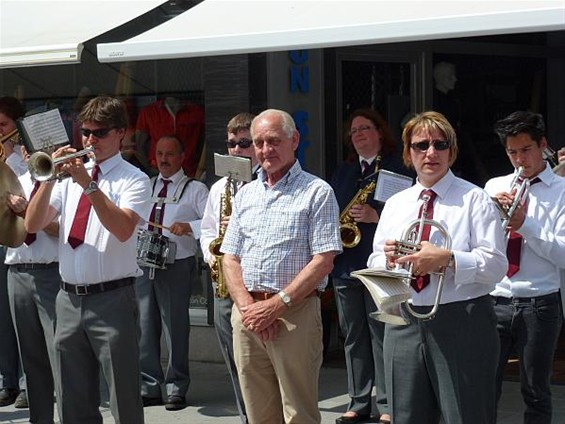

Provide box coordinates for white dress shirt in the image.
[484,162,565,298]
[200,165,260,264]
[5,149,27,176]
[368,169,508,306]
[51,153,151,285]
[143,169,209,259]
[200,176,228,264]
[5,172,59,265]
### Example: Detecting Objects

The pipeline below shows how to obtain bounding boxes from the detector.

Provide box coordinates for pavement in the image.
[1,359,564,424]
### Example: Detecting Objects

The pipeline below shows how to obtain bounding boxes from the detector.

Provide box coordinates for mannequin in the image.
[135,96,205,177]
[433,61,461,131]
[433,62,458,94]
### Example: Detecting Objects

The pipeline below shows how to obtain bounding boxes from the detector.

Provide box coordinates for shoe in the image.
[14,390,28,409]
[378,413,391,424]
[0,388,19,407]
[164,394,187,411]
[142,396,163,407]
[335,412,371,424]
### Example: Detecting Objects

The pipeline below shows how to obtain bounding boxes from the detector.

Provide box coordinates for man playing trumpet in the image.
[484,111,565,424]
[25,96,151,424]
[368,111,507,424]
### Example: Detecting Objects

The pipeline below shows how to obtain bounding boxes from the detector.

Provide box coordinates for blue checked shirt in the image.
[221,160,342,292]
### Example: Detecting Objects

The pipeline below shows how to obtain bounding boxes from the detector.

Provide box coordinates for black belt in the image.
[12,262,58,270]
[60,277,135,296]
[493,292,560,305]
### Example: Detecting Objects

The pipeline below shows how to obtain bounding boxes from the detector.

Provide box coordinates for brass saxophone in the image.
[209,178,233,298]
[339,155,381,249]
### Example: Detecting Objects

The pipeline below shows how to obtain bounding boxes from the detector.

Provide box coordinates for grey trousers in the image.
[334,277,388,416]
[0,246,23,390]
[8,263,60,424]
[384,295,499,424]
[214,295,247,423]
[137,257,194,398]
[54,284,144,424]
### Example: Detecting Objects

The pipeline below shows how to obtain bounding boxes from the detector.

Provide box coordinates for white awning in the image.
[0,0,166,68]
[97,0,565,63]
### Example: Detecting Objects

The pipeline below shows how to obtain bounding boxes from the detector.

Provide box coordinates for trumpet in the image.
[28,146,95,182]
[352,194,452,325]
[492,166,529,237]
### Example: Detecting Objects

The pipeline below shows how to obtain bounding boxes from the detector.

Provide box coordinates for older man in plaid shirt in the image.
[222,109,341,424]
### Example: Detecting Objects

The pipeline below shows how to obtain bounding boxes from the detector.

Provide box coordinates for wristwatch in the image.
[84,180,99,195]
[278,290,292,307]
[447,251,456,268]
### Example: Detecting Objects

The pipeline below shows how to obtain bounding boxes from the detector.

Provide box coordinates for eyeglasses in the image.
[80,128,114,139]
[348,125,375,137]
[225,138,253,149]
[410,139,450,152]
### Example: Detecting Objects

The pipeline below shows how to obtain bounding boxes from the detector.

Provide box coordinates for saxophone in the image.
[339,154,381,249]
[209,178,233,298]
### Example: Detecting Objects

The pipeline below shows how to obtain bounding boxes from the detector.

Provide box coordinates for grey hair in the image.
[250,109,296,139]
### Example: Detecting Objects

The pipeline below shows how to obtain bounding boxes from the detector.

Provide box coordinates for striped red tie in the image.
[411,189,437,292]
[68,166,100,249]
[148,179,171,234]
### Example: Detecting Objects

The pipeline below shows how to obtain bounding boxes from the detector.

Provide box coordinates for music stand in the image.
[213,153,252,182]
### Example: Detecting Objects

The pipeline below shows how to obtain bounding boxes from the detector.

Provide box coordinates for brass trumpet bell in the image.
[28,146,95,182]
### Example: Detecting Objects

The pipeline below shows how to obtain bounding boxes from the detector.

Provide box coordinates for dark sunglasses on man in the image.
[80,128,114,139]
[225,138,253,149]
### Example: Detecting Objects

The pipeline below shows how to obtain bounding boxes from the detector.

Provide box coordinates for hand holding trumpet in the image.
[384,239,451,276]
[493,187,526,232]
[28,145,95,183]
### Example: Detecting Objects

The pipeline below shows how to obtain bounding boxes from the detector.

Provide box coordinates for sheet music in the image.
[17,109,69,153]
[374,169,413,203]
[351,267,411,308]
[213,153,252,182]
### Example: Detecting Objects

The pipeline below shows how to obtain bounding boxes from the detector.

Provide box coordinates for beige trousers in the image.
[232,296,323,424]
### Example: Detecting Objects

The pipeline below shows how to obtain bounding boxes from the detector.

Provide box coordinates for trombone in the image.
[28,146,95,182]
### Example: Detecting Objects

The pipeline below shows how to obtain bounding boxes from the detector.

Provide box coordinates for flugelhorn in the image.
[351,194,451,325]
[28,146,95,182]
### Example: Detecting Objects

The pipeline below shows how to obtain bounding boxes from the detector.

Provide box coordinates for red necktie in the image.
[68,166,100,249]
[411,189,437,292]
[24,181,41,245]
[361,160,371,178]
[506,177,541,277]
[148,179,171,234]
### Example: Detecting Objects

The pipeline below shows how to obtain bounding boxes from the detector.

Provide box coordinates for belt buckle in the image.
[75,285,89,296]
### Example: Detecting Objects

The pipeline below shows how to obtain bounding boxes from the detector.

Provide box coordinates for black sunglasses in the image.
[80,127,114,139]
[225,138,253,149]
[410,139,450,152]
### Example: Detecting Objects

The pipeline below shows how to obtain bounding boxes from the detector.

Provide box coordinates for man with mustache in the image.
[136,135,209,411]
